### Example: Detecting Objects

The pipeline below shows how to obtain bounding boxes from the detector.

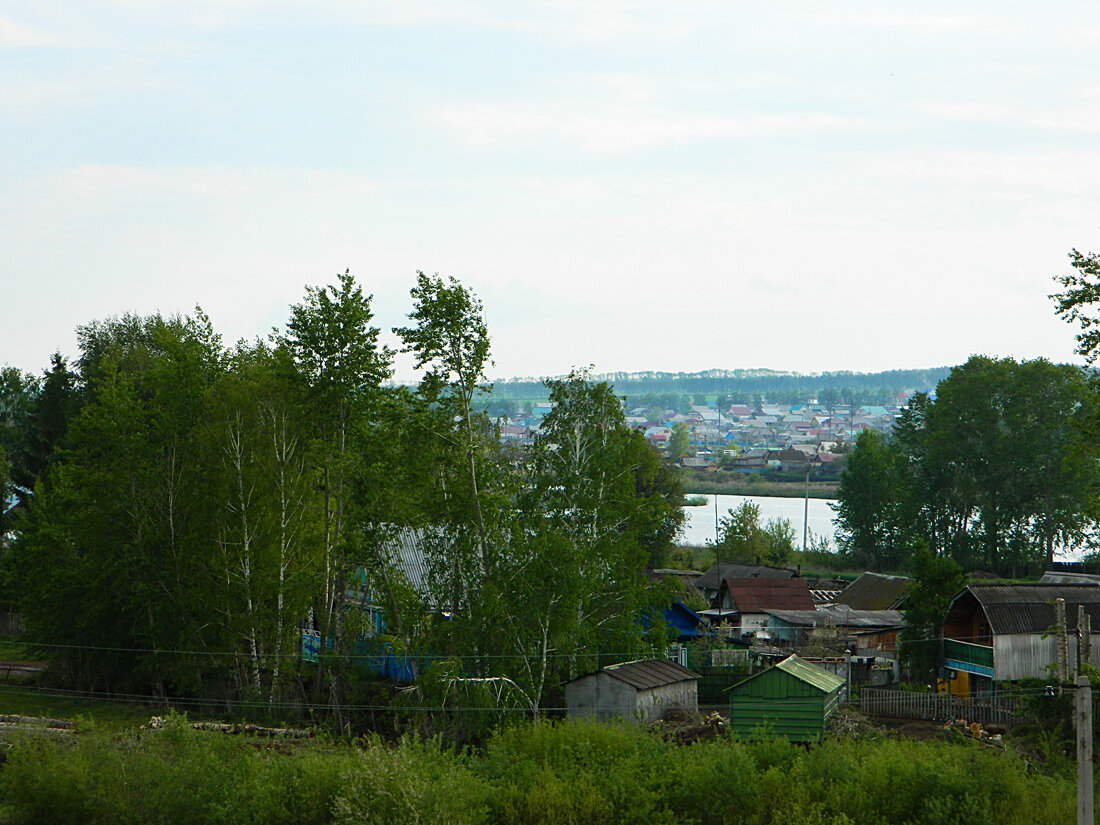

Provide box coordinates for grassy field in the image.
[0,706,1077,825]
[677,470,838,499]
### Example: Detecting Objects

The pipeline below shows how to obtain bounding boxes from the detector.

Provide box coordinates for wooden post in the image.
[1058,598,1069,684]
[1083,609,1093,671]
[1077,674,1094,825]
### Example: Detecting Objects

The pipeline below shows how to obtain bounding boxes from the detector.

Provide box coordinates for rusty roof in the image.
[725,577,816,613]
[598,659,699,690]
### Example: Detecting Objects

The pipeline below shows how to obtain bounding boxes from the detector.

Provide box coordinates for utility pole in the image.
[802,464,810,552]
[1077,674,1094,825]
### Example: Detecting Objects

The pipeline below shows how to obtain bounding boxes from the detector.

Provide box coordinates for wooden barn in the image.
[941,584,1100,694]
[727,654,844,742]
[564,659,699,724]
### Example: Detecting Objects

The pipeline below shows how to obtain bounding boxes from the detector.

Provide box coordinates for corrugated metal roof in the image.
[696,562,796,592]
[765,607,903,629]
[371,527,435,606]
[601,659,699,690]
[835,573,910,610]
[968,585,1100,635]
[1039,571,1100,586]
[775,655,845,692]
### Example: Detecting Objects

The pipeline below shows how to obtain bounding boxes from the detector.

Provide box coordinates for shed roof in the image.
[775,655,846,692]
[835,572,910,610]
[725,577,815,613]
[729,654,844,695]
[956,584,1100,635]
[598,659,699,690]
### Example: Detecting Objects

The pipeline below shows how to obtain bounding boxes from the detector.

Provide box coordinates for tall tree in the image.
[899,543,965,684]
[11,312,226,693]
[878,357,1100,573]
[395,272,494,576]
[833,429,914,570]
[716,501,795,568]
[513,370,680,709]
[1051,248,1100,363]
[281,270,392,705]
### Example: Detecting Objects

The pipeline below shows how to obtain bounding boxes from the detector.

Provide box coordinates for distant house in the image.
[644,425,671,444]
[726,654,845,742]
[564,659,700,723]
[764,606,904,656]
[695,561,797,607]
[835,572,910,611]
[707,577,816,638]
[941,584,1100,694]
[663,601,713,642]
[302,527,435,679]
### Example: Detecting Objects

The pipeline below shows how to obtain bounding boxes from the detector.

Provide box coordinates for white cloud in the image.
[0,14,57,47]
[434,102,867,152]
[852,13,976,32]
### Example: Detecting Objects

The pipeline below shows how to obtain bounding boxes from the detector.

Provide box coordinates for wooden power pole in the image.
[1077,674,1094,825]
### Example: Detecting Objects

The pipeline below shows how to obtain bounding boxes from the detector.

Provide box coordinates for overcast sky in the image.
[4,1,1100,382]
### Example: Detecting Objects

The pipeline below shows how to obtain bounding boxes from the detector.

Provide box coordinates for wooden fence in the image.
[860,688,1020,727]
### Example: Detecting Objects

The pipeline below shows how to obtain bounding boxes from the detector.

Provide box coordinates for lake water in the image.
[682,494,838,549]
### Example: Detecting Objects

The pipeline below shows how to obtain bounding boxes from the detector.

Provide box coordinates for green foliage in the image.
[837,356,1100,574]
[669,421,690,462]
[899,543,966,684]
[1051,247,1100,363]
[715,501,795,567]
[333,737,491,825]
[0,717,1076,824]
[833,428,915,570]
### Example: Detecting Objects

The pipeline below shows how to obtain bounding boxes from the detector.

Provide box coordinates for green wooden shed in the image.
[726,654,845,742]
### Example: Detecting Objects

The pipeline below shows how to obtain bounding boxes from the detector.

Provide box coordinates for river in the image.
[681,494,838,549]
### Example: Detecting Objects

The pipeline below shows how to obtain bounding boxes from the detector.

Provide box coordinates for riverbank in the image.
[677,468,838,499]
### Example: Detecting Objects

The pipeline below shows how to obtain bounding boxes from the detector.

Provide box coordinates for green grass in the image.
[0,715,1077,825]
[0,639,47,663]
[0,685,166,731]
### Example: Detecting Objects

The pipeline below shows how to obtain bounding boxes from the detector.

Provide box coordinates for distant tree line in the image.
[0,271,683,719]
[485,367,954,411]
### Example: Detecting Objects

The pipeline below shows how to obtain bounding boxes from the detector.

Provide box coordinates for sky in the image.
[3,1,1100,383]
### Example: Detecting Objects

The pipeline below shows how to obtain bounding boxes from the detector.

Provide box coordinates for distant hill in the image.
[485,366,955,406]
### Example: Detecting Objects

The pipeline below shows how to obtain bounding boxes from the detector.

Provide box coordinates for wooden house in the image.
[941,584,1100,694]
[704,577,815,638]
[695,561,796,608]
[564,659,700,724]
[727,654,845,742]
[763,606,903,655]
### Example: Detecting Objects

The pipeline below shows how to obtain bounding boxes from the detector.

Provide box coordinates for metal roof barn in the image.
[564,659,700,724]
[727,654,845,743]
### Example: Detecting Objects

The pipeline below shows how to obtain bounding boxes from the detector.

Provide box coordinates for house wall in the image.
[741,613,770,636]
[993,633,1100,681]
[728,669,838,742]
[635,682,698,723]
[565,673,698,723]
[565,672,636,722]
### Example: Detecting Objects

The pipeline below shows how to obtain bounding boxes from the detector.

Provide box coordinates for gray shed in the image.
[564,659,700,724]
